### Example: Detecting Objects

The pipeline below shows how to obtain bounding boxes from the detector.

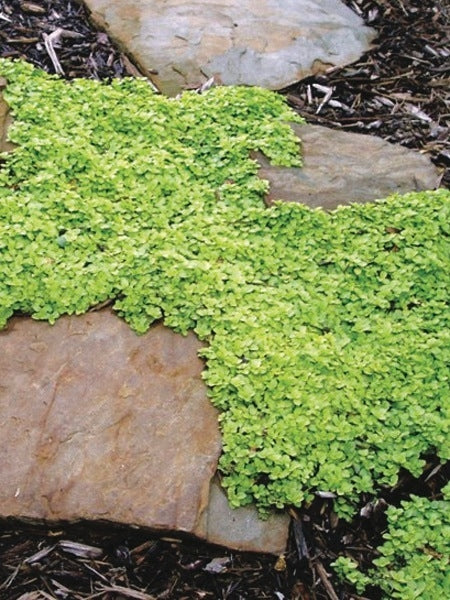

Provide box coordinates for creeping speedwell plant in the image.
[333,484,450,599]
[0,60,449,525]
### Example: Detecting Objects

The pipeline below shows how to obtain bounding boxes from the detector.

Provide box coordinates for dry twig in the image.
[43,28,83,75]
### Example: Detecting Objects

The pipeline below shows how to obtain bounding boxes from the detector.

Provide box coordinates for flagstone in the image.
[0,85,15,153]
[204,479,289,554]
[83,0,375,95]
[258,124,440,210]
[0,312,219,532]
[0,310,288,554]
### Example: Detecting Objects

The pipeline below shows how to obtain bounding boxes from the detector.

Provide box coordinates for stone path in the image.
[0,93,439,551]
[84,0,375,95]
[0,1,442,555]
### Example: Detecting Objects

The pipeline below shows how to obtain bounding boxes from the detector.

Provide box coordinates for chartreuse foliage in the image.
[0,60,449,526]
[333,484,450,599]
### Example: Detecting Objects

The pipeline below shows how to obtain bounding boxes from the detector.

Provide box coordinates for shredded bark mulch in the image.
[0,1,449,599]
[0,0,130,79]
[285,0,450,188]
[0,525,290,600]
[1,459,448,600]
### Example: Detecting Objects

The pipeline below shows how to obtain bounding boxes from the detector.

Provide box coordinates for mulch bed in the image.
[0,1,449,599]
[285,0,450,188]
[1,459,448,600]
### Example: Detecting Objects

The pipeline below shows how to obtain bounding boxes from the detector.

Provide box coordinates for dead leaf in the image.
[274,554,286,571]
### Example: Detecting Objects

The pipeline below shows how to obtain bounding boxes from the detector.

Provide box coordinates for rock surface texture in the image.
[83,0,375,95]
[258,124,440,209]
[0,311,218,531]
[0,82,14,154]
[205,479,289,553]
[0,310,288,554]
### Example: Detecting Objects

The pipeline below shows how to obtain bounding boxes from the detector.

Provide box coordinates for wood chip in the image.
[6,37,39,43]
[92,585,156,600]
[57,540,103,559]
[20,2,46,15]
[24,545,56,564]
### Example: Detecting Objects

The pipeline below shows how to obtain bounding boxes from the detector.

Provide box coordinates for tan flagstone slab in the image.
[0,84,15,153]
[0,311,290,554]
[83,0,375,95]
[258,124,440,210]
[0,311,220,533]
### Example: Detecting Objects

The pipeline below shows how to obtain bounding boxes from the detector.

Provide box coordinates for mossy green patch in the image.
[0,60,449,521]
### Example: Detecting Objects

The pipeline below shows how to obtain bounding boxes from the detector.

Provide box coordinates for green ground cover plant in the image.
[333,483,450,599]
[0,59,449,533]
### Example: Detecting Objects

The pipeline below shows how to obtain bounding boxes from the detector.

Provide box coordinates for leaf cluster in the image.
[0,60,449,525]
[333,484,450,599]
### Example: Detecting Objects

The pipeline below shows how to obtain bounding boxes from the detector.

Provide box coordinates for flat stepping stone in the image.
[0,311,289,554]
[84,0,375,95]
[258,124,440,209]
